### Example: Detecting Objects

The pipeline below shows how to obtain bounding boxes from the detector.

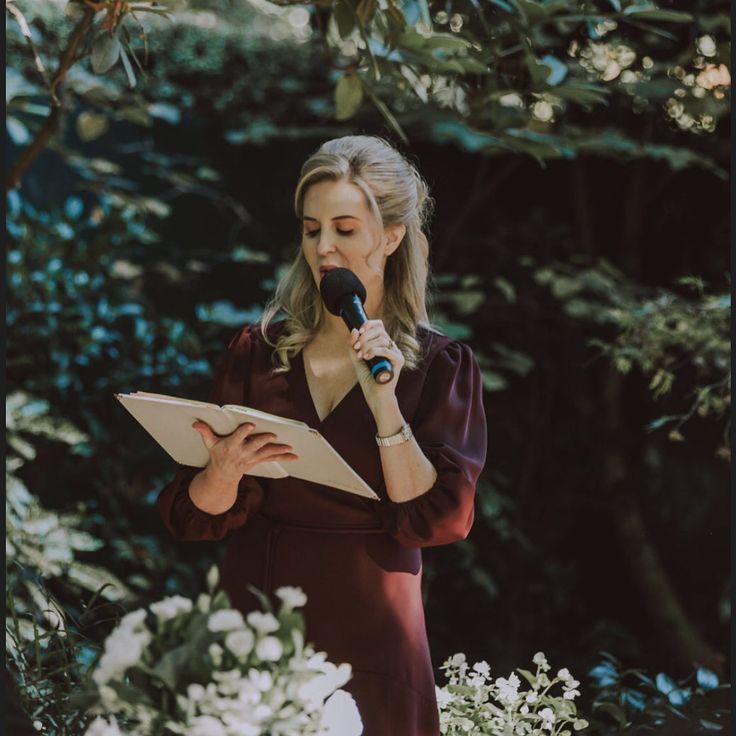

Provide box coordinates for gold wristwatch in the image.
[375,423,413,447]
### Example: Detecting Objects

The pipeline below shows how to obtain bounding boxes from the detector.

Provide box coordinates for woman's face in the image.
[301,179,404,315]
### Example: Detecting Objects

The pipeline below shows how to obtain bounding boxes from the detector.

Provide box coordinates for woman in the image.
[157,135,487,735]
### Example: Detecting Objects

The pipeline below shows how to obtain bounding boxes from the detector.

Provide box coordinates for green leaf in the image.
[480,370,507,392]
[334,0,356,39]
[492,277,516,303]
[593,701,627,726]
[552,82,610,107]
[6,116,30,145]
[75,111,109,142]
[622,8,692,22]
[398,29,474,53]
[655,672,676,694]
[356,0,377,25]
[539,55,568,86]
[119,46,137,89]
[335,73,364,121]
[434,321,473,340]
[91,34,121,74]
[699,720,724,731]
[696,667,720,690]
[151,643,191,690]
[516,668,537,687]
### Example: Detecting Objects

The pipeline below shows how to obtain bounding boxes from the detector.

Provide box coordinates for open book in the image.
[115,391,378,500]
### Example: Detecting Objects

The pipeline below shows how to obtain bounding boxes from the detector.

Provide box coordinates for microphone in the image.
[319,268,394,384]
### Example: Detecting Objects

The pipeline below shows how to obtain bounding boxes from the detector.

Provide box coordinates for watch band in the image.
[375,423,413,447]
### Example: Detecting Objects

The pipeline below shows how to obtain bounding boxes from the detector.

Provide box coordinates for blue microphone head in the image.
[320,268,367,316]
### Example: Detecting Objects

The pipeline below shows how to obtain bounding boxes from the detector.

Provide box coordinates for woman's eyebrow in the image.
[302,215,361,222]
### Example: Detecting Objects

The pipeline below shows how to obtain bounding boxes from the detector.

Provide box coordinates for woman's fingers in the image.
[233,422,257,441]
[192,420,219,449]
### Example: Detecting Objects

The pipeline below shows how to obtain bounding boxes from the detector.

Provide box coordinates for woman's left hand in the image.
[348,320,404,410]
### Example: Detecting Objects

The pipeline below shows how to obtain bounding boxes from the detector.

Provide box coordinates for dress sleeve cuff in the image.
[377,444,476,549]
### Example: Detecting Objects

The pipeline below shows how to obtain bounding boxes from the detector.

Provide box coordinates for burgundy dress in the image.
[157,320,487,735]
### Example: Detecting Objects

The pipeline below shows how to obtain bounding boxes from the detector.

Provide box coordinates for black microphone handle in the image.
[339,294,394,384]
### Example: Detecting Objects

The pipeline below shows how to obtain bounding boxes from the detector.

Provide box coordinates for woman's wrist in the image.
[370,395,404,436]
[188,466,241,515]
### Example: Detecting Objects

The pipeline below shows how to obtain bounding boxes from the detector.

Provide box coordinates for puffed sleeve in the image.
[378,340,487,548]
[156,325,266,541]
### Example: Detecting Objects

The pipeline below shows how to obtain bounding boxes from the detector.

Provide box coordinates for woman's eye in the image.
[303,228,353,238]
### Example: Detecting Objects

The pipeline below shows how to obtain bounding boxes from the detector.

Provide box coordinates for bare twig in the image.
[6,6,97,191]
[6,0,52,89]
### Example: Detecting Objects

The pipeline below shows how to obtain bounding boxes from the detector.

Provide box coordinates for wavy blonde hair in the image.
[259,135,440,373]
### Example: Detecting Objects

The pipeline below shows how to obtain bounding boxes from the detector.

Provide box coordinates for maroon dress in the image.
[157,320,487,735]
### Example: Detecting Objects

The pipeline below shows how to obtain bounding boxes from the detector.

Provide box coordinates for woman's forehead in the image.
[303,179,370,217]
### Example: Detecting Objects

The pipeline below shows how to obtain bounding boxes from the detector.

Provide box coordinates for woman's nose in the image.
[316,234,336,254]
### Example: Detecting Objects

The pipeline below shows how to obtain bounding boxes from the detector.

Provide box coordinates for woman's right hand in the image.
[192,421,298,484]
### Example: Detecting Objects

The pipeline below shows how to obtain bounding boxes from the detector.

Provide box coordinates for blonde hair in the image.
[259,135,440,373]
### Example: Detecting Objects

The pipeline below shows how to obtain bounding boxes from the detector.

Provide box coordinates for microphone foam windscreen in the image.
[319,268,367,315]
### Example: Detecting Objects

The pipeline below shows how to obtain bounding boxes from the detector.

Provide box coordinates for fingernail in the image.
[355,342,361,349]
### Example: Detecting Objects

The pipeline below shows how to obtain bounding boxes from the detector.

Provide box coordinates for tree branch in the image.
[6,6,96,192]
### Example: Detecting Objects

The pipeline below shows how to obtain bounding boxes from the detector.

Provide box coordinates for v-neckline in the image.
[296,350,361,427]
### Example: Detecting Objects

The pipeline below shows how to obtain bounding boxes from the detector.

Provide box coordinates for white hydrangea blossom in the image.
[83,716,122,736]
[317,690,363,736]
[150,595,192,622]
[92,610,151,686]
[255,635,283,662]
[207,609,245,633]
[246,611,280,634]
[86,585,363,736]
[276,586,307,609]
[225,628,255,660]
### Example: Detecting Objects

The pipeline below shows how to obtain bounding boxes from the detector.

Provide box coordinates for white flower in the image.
[208,642,223,666]
[207,609,245,633]
[540,707,555,726]
[565,678,580,689]
[276,586,307,609]
[532,651,549,670]
[150,595,192,622]
[563,689,580,700]
[83,716,123,736]
[248,668,274,692]
[557,667,571,680]
[187,683,206,701]
[696,34,717,57]
[246,611,279,634]
[494,674,520,705]
[206,565,219,591]
[190,715,227,736]
[472,660,490,677]
[92,615,151,686]
[435,686,455,708]
[449,653,466,667]
[119,609,146,630]
[318,690,363,735]
[520,704,529,714]
[526,692,538,703]
[255,635,283,662]
[225,629,255,659]
[298,662,352,708]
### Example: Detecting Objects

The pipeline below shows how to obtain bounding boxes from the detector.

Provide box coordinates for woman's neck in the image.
[314,304,383,344]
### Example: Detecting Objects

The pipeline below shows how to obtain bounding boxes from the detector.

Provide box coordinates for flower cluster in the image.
[436,651,589,735]
[83,572,362,735]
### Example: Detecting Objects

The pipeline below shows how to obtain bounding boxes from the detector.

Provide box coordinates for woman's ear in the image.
[384,223,407,256]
